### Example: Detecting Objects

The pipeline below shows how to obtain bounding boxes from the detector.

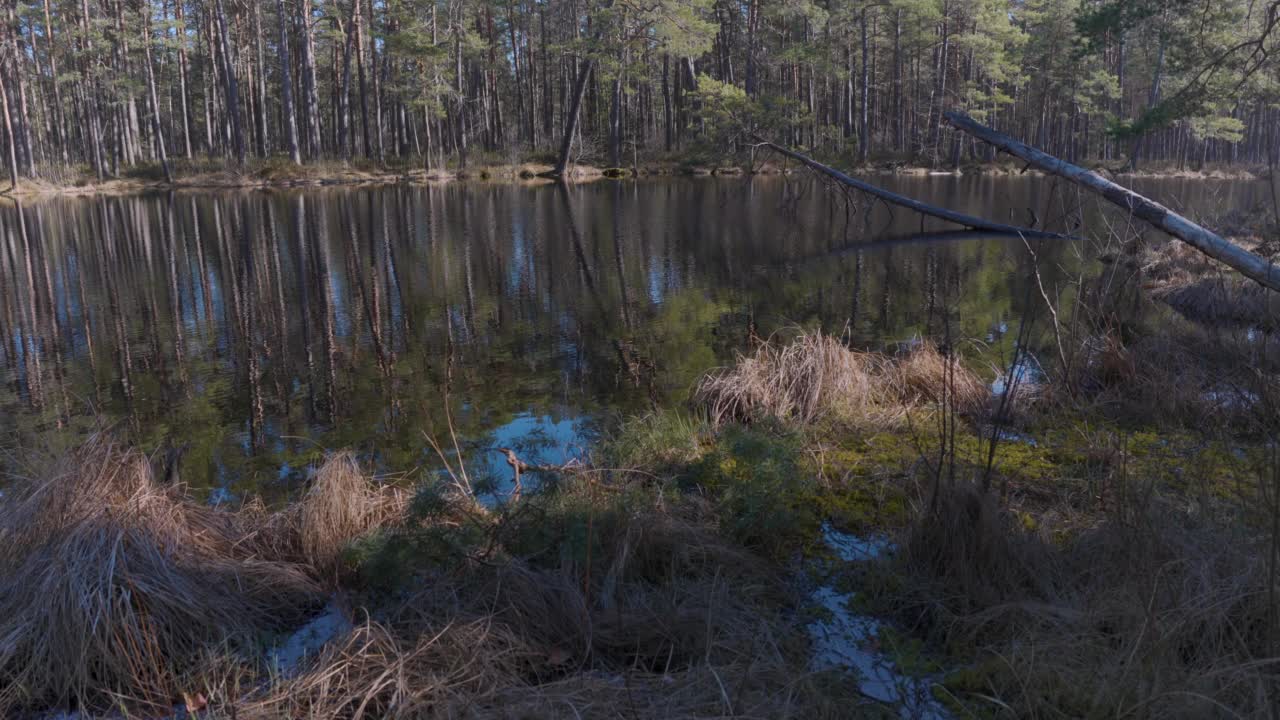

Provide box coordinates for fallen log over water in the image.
[943,110,1280,293]
[755,139,1067,239]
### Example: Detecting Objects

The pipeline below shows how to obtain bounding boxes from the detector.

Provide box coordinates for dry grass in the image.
[296,452,408,574]
[694,331,991,428]
[888,486,1279,718]
[0,442,413,717]
[1062,325,1280,430]
[1150,277,1278,329]
[0,438,321,715]
[1,439,858,719]
[895,340,991,415]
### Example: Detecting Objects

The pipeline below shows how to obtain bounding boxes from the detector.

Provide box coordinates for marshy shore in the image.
[4,283,1280,718]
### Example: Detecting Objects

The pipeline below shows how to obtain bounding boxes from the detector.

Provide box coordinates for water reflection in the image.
[0,177,1266,495]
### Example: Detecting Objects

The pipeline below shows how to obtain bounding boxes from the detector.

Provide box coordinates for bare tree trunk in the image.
[214,0,246,162]
[252,1,270,157]
[277,0,301,164]
[551,57,592,177]
[1128,29,1165,172]
[140,3,172,182]
[353,0,371,158]
[173,0,194,158]
[299,0,322,158]
[0,57,18,189]
[40,0,69,165]
[759,138,1062,238]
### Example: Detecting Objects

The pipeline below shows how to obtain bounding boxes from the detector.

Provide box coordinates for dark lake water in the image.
[0,176,1269,499]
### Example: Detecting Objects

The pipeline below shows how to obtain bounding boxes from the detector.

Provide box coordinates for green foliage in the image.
[603,410,707,471]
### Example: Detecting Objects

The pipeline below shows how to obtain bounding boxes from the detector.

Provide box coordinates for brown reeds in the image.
[895,340,990,415]
[694,331,991,427]
[1,436,858,719]
[0,438,321,715]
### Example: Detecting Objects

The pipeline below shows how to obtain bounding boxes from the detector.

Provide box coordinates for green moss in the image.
[687,423,826,559]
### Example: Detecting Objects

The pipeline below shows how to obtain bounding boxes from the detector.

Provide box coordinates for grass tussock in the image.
[295,451,408,574]
[0,442,412,717]
[885,486,1278,718]
[694,331,990,428]
[0,439,321,714]
[1064,325,1280,430]
[895,340,990,414]
[1,436,859,718]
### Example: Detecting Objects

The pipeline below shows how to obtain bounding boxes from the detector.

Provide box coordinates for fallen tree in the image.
[755,139,1066,239]
[944,110,1280,293]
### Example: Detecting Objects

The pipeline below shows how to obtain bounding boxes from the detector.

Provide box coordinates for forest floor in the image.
[3,225,1279,719]
[1,153,1267,197]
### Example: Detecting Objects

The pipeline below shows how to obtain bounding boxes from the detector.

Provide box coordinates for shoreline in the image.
[1,158,1266,199]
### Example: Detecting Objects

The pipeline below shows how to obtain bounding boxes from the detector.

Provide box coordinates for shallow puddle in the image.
[808,524,950,719]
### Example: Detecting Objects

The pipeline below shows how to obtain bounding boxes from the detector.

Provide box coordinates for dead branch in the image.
[753,138,1067,239]
[944,111,1280,293]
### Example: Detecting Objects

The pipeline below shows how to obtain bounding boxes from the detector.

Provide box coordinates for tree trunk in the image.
[945,110,1280,292]
[551,57,592,177]
[140,4,172,182]
[759,137,1063,238]
[277,0,301,164]
[214,0,246,162]
[252,0,270,157]
[298,0,322,157]
[0,57,19,189]
[169,0,193,158]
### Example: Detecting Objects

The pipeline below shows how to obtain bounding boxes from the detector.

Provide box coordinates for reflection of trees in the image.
[0,179,1102,488]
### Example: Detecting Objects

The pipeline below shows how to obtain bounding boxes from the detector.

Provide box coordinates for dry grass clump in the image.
[895,340,991,416]
[0,442,416,717]
[899,487,1061,611]
[0,439,322,715]
[890,486,1278,718]
[240,618,529,719]
[1065,326,1280,430]
[695,332,887,426]
[695,332,991,428]
[296,452,409,574]
[1150,277,1278,329]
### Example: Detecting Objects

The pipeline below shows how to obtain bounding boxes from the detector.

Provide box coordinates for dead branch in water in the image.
[944,110,1280,293]
[753,139,1068,239]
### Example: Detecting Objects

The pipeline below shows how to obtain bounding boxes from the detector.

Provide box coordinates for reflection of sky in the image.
[331,269,351,338]
[992,356,1044,396]
[478,413,587,497]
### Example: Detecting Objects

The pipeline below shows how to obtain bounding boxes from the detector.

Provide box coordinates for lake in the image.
[0,176,1268,500]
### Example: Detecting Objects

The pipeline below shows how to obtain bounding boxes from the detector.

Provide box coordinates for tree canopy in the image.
[0,0,1277,185]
